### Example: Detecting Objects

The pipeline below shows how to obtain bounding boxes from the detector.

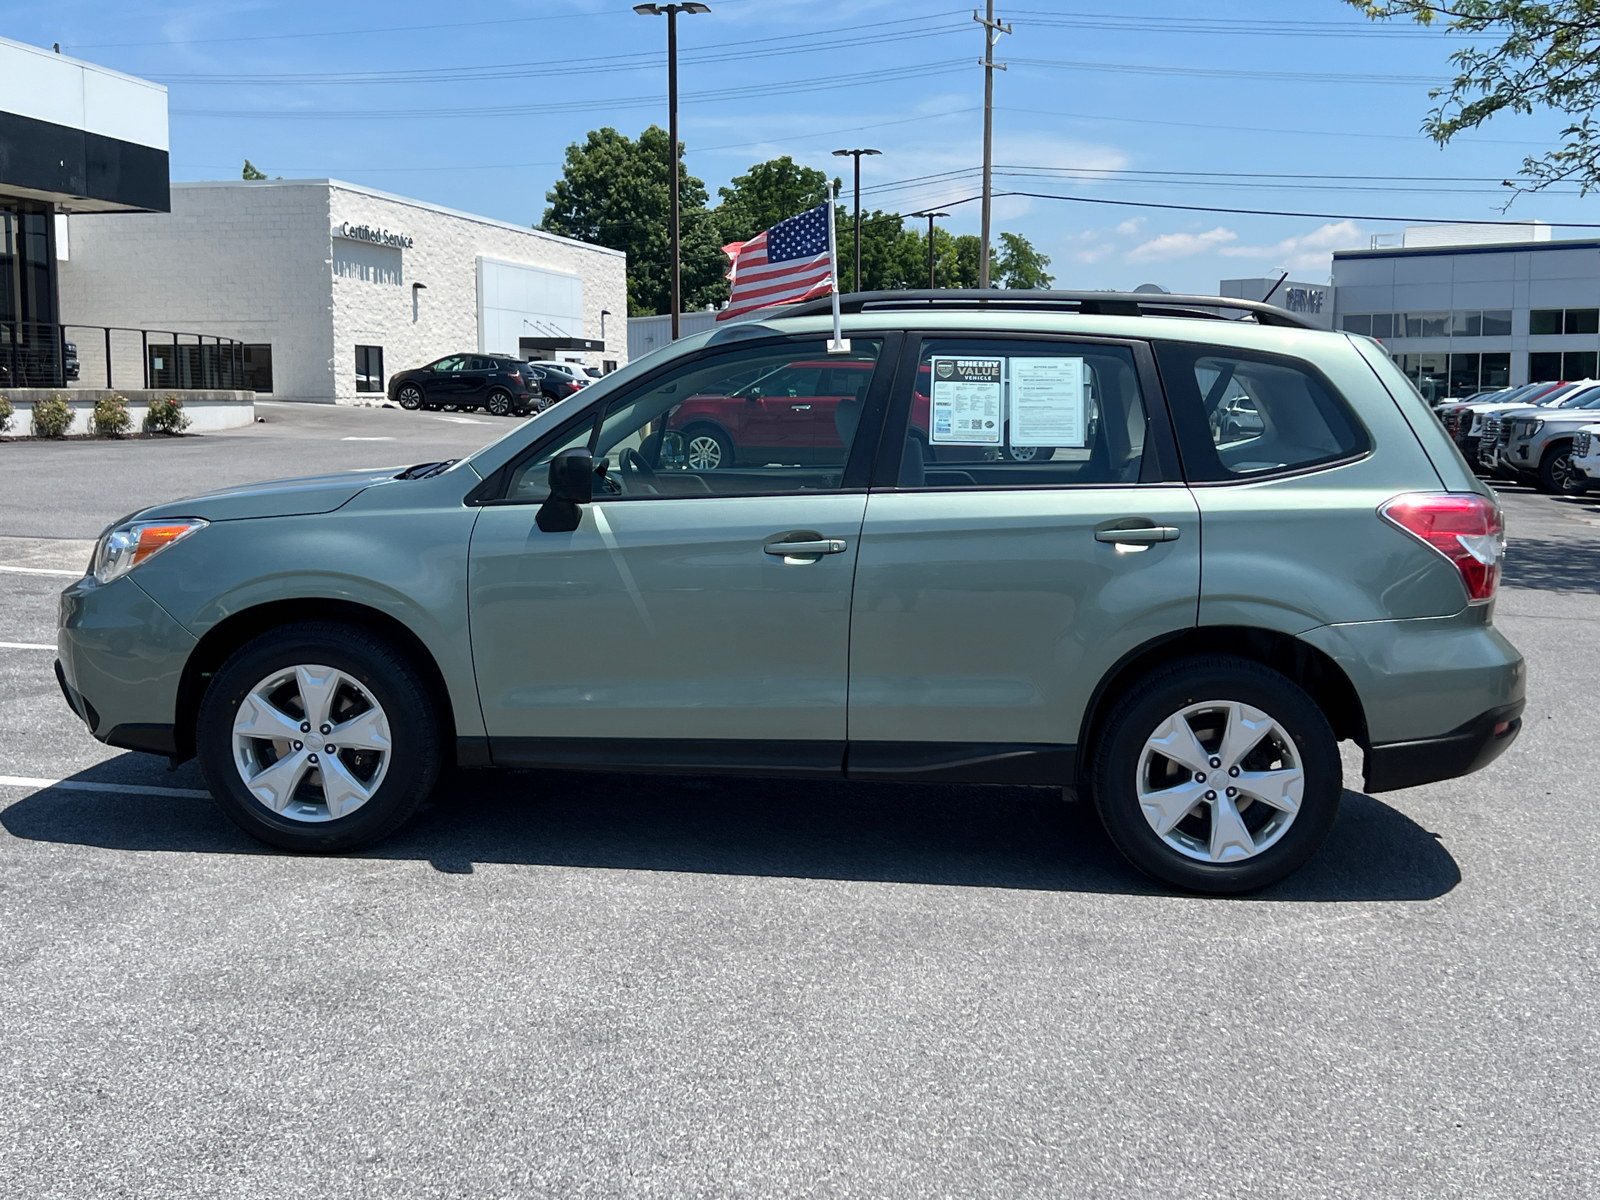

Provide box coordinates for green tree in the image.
[994,232,1054,289]
[1345,1,1600,194]
[241,159,266,180]
[716,156,832,244]
[541,126,728,316]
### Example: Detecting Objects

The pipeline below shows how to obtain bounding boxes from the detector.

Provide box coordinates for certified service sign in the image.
[333,222,414,249]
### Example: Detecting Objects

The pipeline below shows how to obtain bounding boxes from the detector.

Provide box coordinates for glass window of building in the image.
[241,345,273,394]
[1370,313,1394,339]
[355,345,384,393]
[1565,309,1600,335]
[1566,350,1598,379]
[1448,353,1480,396]
[1530,351,1563,382]
[1482,310,1512,337]
[1404,312,1450,338]
[1343,314,1371,336]
[1482,352,1511,388]
[1530,310,1564,336]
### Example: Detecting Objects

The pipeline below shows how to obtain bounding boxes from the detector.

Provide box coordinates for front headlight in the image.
[93,519,207,584]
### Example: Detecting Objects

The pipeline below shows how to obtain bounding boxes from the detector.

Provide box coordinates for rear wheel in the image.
[396,384,423,411]
[485,389,513,417]
[197,621,441,853]
[1091,656,1341,894]
[1538,441,1586,494]
[684,426,733,471]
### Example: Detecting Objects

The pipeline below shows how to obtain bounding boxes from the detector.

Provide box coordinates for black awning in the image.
[518,336,604,352]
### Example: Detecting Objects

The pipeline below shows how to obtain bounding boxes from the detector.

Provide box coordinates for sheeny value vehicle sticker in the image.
[929,356,1003,444]
[1009,357,1087,448]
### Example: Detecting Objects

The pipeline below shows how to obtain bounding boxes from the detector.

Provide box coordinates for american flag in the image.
[717,202,835,322]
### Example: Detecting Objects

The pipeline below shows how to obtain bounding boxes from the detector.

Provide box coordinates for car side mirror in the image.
[536,448,594,533]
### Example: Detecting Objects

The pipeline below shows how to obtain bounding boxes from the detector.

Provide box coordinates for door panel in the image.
[847,488,1199,748]
[470,493,867,746]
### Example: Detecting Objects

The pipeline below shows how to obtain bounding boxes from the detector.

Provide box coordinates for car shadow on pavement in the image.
[1,762,1459,902]
[1502,536,1600,593]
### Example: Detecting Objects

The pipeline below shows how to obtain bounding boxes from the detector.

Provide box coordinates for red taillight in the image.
[1379,492,1505,604]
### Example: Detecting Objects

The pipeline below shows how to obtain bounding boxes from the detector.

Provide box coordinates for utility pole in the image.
[974,1,1011,290]
[911,210,949,289]
[635,3,710,339]
[832,148,880,293]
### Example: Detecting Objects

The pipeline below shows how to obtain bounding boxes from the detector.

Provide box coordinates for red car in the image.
[664,359,1054,469]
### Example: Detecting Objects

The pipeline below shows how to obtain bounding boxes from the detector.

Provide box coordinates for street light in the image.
[909,211,949,289]
[636,2,711,340]
[832,148,880,294]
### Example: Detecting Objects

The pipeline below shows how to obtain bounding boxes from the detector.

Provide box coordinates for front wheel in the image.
[1538,441,1587,494]
[196,621,442,853]
[396,384,423,411]
[1091,656,1341,894]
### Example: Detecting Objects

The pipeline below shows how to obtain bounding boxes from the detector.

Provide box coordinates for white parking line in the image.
[0,775,211,799]
[434,415,490,425]
[0,642,54,651]
[0,565,80,577]
[341,436,395,441]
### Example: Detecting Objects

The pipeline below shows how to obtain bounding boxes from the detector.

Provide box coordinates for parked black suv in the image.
[389,354,537,416]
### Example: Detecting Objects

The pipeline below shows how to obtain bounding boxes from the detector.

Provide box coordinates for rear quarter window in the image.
[1155,341,1370,482]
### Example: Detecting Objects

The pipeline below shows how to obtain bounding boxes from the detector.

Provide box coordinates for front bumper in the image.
[1364,700,1524,792]
[57,573,197,757]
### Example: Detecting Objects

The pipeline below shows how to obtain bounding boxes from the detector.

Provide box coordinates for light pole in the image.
[910,211,949,289]
[635,2,710,339]
[832,148,880,294]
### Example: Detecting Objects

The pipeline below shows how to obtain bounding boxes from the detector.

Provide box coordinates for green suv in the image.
[54,292,1524,894]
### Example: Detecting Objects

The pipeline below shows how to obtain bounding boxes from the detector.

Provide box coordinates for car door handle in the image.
[1094,525,1180,544]
[790,404,812,410]
[764,538,846,556]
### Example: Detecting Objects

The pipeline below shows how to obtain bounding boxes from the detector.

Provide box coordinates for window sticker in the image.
[1009,356,1087,448]
[930,356,1003,444]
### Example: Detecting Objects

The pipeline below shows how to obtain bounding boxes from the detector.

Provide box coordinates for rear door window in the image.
[1155,342,1370,481]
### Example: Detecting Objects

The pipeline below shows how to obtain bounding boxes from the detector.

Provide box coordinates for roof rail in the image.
[764,289,1318,330]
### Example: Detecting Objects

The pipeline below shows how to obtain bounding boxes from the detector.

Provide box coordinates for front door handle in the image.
[790,404,812,410]
[764,538,846,556]
[1094,524,1180,545]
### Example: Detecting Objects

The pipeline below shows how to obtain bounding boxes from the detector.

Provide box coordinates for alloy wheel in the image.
[686,434,724,470]
[231,664,393,823]
[1135,699,1304,863]
[397,386,422,410]
[486,390,512,417]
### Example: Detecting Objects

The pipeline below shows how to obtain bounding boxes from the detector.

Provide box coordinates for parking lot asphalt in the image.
[1,407,1596,1198]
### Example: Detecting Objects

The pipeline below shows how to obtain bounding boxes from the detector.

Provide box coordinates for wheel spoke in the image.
[1147,713,1212,775]
[1237,767,1304,815]
[331,706,391,753]
[1137,779,1209,837]
[245,750,309,813]
[234,693,305,744]
[1208,791,1257,862]
[294,665,343,730]
[319,755,373,820]
[1217,701,1274,772]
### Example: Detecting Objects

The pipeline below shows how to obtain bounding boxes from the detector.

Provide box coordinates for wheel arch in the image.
[1076,625,1369,788]
[174,599,458,765]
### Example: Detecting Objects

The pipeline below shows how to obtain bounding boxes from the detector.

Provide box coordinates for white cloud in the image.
[1125,226,1238,263]
[1216,220,1366,272]
[1074,243,1117,263]
[1115,217,1146,235]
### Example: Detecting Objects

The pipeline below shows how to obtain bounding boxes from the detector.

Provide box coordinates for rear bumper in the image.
[1364,700,1524,793]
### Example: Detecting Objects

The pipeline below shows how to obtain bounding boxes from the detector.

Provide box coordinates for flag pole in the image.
[825,180,850,354]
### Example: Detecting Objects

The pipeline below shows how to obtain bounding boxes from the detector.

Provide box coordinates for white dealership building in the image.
[56,179,628,402]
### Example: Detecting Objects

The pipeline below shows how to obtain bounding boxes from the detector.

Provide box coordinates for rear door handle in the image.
[1094,525,1180,545]
[764,538,846,556]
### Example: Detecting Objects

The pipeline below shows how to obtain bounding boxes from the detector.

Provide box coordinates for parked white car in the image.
[1571,423,1600,480]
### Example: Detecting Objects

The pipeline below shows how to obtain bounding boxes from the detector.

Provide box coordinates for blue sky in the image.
[12,0,1600,293]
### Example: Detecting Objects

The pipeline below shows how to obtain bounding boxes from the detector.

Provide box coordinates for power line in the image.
[1012,57,1445,85]
[1007,10,1462,37]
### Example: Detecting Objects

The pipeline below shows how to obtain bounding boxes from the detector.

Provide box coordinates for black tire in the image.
[396,384,423,411]
[1003,436,1054,463]
[485,389,513,417]
[196,621,442,853]
[1538,440,1586,494]
[1090,655,1341,894]
[683,424,734,470]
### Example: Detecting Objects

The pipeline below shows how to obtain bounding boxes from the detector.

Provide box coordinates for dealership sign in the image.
[334,222,413,249]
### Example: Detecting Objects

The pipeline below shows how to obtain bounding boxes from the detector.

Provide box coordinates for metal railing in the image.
[0,321,246,391]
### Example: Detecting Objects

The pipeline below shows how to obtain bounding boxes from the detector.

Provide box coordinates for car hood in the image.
[133,468,398,523]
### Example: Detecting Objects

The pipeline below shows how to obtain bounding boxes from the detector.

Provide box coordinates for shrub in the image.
[32,394,73,439]
[0,395,12,434]
[91,393,132,438]
[144,393,191,435]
